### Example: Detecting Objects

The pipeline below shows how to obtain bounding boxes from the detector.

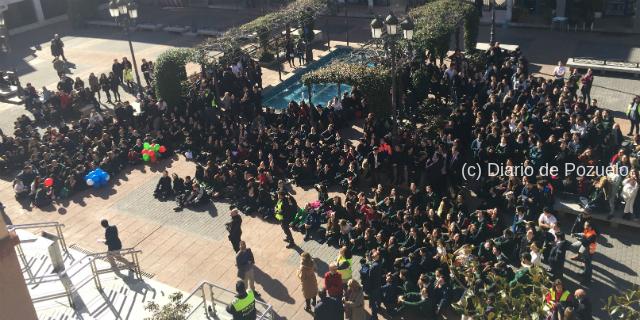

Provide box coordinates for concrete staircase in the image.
[13,229,232,320]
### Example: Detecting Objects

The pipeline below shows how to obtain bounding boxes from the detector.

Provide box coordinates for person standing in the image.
[627,96,640,136]
[275,192,295,248]
[621,173,639,220]
[548,232,569,280]
[236,241,260,297]
[336,246,353,285]
[141,58,153,87]
[552,61,566,88]
[324,262,344,299]
[314,288,344,320]
[367,249,383,320]
[297,252,318,312]
[570,221,597,284]
[226,280,256,320]
[50,34,66,62]
[343,279,366,320]
[108,72,121,102]
[89,72,101,102]
[98,219,133,269]
[99,73,112,103]
[112,59,124,84]
[573,289,593,320]
[227,208,243,252]
[544,280,573,320]
[580,68,593,106]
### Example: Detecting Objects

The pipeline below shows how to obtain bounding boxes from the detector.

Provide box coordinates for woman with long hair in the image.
[297,252,318,312]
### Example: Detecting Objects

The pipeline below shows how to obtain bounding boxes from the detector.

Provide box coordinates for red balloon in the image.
[44,178,54,187]
[159,146,167,153]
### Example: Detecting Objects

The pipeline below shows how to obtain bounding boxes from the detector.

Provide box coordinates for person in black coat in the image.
[367,249,384,319]
[573,289,593,320]
[314,288,344,320]
[548,232,569,280]
[227,208,243,252]
[154,170,173,200]
[99,219,133,268]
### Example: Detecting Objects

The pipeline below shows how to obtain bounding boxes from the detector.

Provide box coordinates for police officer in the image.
[226,208,243,252]
[275,192,295,248]
[226,280,256,320]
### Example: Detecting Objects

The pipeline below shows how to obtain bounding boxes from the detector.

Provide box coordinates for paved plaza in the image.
[1,5,640,320]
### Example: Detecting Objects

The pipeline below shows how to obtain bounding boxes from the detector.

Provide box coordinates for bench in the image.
[86,20,119,28]
[566,57,640,77]
[163,26,190,33]
[197,28,222,37]
[553,196,640,228]
[137,23,164,31]
[475,42,519,52]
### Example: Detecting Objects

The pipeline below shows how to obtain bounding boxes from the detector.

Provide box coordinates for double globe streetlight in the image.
[109,0,143,96]
[370,12,414,140]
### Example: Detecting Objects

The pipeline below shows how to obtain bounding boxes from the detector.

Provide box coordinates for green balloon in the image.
[143,142,151,150]
[154,144,160,151]
[142,154,150,162]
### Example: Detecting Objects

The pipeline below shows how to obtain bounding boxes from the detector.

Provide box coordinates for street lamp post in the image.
[0,12,9,54]
[109,0,143,96]
[489,0,496,45]
[370,13,414,141]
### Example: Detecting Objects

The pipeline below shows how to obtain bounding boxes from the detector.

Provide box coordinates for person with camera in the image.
[227,208,243,253]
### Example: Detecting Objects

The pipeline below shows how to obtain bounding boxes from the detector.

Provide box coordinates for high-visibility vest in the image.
[584,229,597,254]
[336,256,352,282]
[231,290,256,317]
[275,200,284,221]
[547,289,571,308]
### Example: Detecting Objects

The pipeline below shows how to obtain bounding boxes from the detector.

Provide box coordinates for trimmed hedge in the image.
[153,48,195,108]
[409,0,478,59]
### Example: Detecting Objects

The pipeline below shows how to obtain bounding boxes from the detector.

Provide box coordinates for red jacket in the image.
[324,271,343,297]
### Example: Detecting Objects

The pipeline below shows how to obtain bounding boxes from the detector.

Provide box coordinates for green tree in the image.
[153,48,193,108]
[144,292,191,320]
[604,287,640,320]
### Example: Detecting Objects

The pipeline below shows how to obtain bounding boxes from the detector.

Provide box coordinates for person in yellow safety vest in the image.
[225,280,256,320]
[544,279,573,320]
[336,245,353,284]
[275,192,295,248]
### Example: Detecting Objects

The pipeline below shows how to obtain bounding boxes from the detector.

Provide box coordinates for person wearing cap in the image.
[226,207,243,252]
[226,280,256,320]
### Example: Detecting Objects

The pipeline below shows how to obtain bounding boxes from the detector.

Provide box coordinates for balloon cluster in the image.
[141,142,167,163]
[85,168,110,188]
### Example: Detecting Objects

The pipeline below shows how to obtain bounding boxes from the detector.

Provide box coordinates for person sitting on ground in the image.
[154,170,173,200]
[174,182,206,211]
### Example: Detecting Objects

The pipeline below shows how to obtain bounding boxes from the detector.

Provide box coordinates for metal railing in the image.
[8,222,71,283]
[86,248,143,291]
[183,281,274,320]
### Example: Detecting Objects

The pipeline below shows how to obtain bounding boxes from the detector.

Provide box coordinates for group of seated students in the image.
[153,170,207,211]
[142,44,611,318]
[3,37,616,318]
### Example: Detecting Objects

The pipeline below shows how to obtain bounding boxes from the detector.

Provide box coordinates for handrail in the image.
[85,247,142,259]
[8,222,71,257]
[8,222,66,228]
[183,281,274,319]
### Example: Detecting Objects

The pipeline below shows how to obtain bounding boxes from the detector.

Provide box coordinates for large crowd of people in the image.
[4,31,632,319]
